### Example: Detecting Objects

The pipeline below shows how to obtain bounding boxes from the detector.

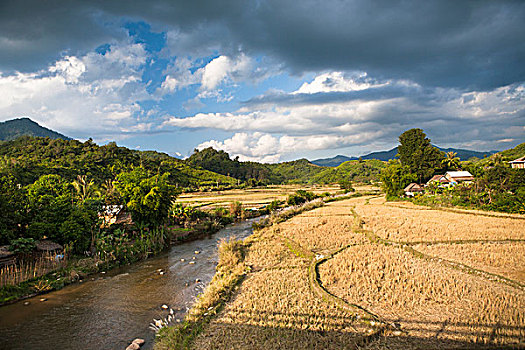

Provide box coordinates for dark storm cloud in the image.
[1,0,524,89]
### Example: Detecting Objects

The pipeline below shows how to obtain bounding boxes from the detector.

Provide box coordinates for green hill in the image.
[0,117,71,141]
[185,147,325,184]
[497,142,525,161]
[0,136,236,188]
[311,159,386,184]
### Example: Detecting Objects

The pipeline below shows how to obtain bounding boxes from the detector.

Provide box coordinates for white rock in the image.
[132,338,145,346]
[161,304,169,309]
[126,343,140,350]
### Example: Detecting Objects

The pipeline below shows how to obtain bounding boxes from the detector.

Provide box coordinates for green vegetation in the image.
[0,136,236,188]
[380,160,417,200]
[380,129,525,213]
[413,166,525,213]
[311,159,385,184]
[186,147,326,185]
[397,128,444,183]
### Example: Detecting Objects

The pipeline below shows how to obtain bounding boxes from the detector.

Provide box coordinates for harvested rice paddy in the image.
[163,194,525,349]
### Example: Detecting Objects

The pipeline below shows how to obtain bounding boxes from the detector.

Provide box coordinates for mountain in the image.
[0,117,71,141]
[312,146,496,167]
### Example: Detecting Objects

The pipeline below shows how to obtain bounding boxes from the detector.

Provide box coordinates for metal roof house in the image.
[509,156,525,169]
[426,174,451,187]
[444,171,474,183]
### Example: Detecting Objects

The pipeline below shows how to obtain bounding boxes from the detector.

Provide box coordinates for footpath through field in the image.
[190,196,525,349]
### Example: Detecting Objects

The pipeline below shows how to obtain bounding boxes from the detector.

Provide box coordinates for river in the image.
[0,218,258,349]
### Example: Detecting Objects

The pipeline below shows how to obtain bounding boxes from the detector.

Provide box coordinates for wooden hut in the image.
[404,183,424,197]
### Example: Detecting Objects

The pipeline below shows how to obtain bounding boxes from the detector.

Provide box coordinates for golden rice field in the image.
[414,242,525,284]
[180,195,525,349]
[355,196,525,242]
[176,185,342,209]
[320,244,524,345]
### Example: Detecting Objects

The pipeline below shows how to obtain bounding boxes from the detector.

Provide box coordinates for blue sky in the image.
[0,1,524,162]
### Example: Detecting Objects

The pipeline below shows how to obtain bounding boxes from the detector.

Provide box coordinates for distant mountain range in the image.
[0,117,71,141]
[311,146,497,167]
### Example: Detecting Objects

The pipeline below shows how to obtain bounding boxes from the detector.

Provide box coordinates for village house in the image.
[404,183,424,197]
[426,174,451,187]
[509,156,525,169]
[99,205,133,227]
[444,171,474,184]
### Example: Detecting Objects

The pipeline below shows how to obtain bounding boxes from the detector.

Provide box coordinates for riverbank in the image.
[0,206,269,307]
[0,218,259,350]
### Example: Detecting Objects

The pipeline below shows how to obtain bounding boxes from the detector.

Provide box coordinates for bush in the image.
[229,201,244,219]
[9,237,36,254]
[286,190,317,206]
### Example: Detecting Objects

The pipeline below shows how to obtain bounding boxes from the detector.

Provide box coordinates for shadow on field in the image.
[197,308,524,349]
[197,321,522,349]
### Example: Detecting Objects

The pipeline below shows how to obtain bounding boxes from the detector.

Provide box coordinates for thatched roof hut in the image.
[36,240,63,252]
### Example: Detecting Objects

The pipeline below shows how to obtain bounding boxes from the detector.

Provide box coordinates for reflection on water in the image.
[0,219,257,350]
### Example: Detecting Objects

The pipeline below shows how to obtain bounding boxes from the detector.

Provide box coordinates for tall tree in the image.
[380,160,417,199]
[114,168,179,228]
[397,128,444,183]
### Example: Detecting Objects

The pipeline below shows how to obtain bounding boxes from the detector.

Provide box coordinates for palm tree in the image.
[72,175,98,202]
[442,151,460,170]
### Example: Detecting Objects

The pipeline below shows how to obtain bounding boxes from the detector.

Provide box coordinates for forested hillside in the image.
[311,159,386,184]
[185,147,326,185]
[0,136,236,188]
[0,118,71,141]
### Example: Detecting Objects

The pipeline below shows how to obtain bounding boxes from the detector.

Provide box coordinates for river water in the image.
[0,218,258,350]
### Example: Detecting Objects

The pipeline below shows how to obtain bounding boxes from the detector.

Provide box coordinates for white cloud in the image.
[294,71,381,94]
[198,53,272,91]
[196,130,385,163]
[200,56,232,90]
[0,42,151,139]
[167,71,525,161]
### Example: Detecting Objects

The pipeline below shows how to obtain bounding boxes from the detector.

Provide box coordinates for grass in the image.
[0,251,67,288]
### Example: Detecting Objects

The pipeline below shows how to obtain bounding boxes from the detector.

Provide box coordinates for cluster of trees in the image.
[0,167,179,254]
[380,129,446,199]
[380,129,525,213]
[187,147,386,185]
[311,158,385,185]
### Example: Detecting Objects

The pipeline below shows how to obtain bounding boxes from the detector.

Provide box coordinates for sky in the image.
[0,0,524,162]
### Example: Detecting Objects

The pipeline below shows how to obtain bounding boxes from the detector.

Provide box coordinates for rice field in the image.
[319,244,525,345]
[172,195,525,349]
[354,197,524,242]
[414,242,525,284]
[176,185,341,210]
